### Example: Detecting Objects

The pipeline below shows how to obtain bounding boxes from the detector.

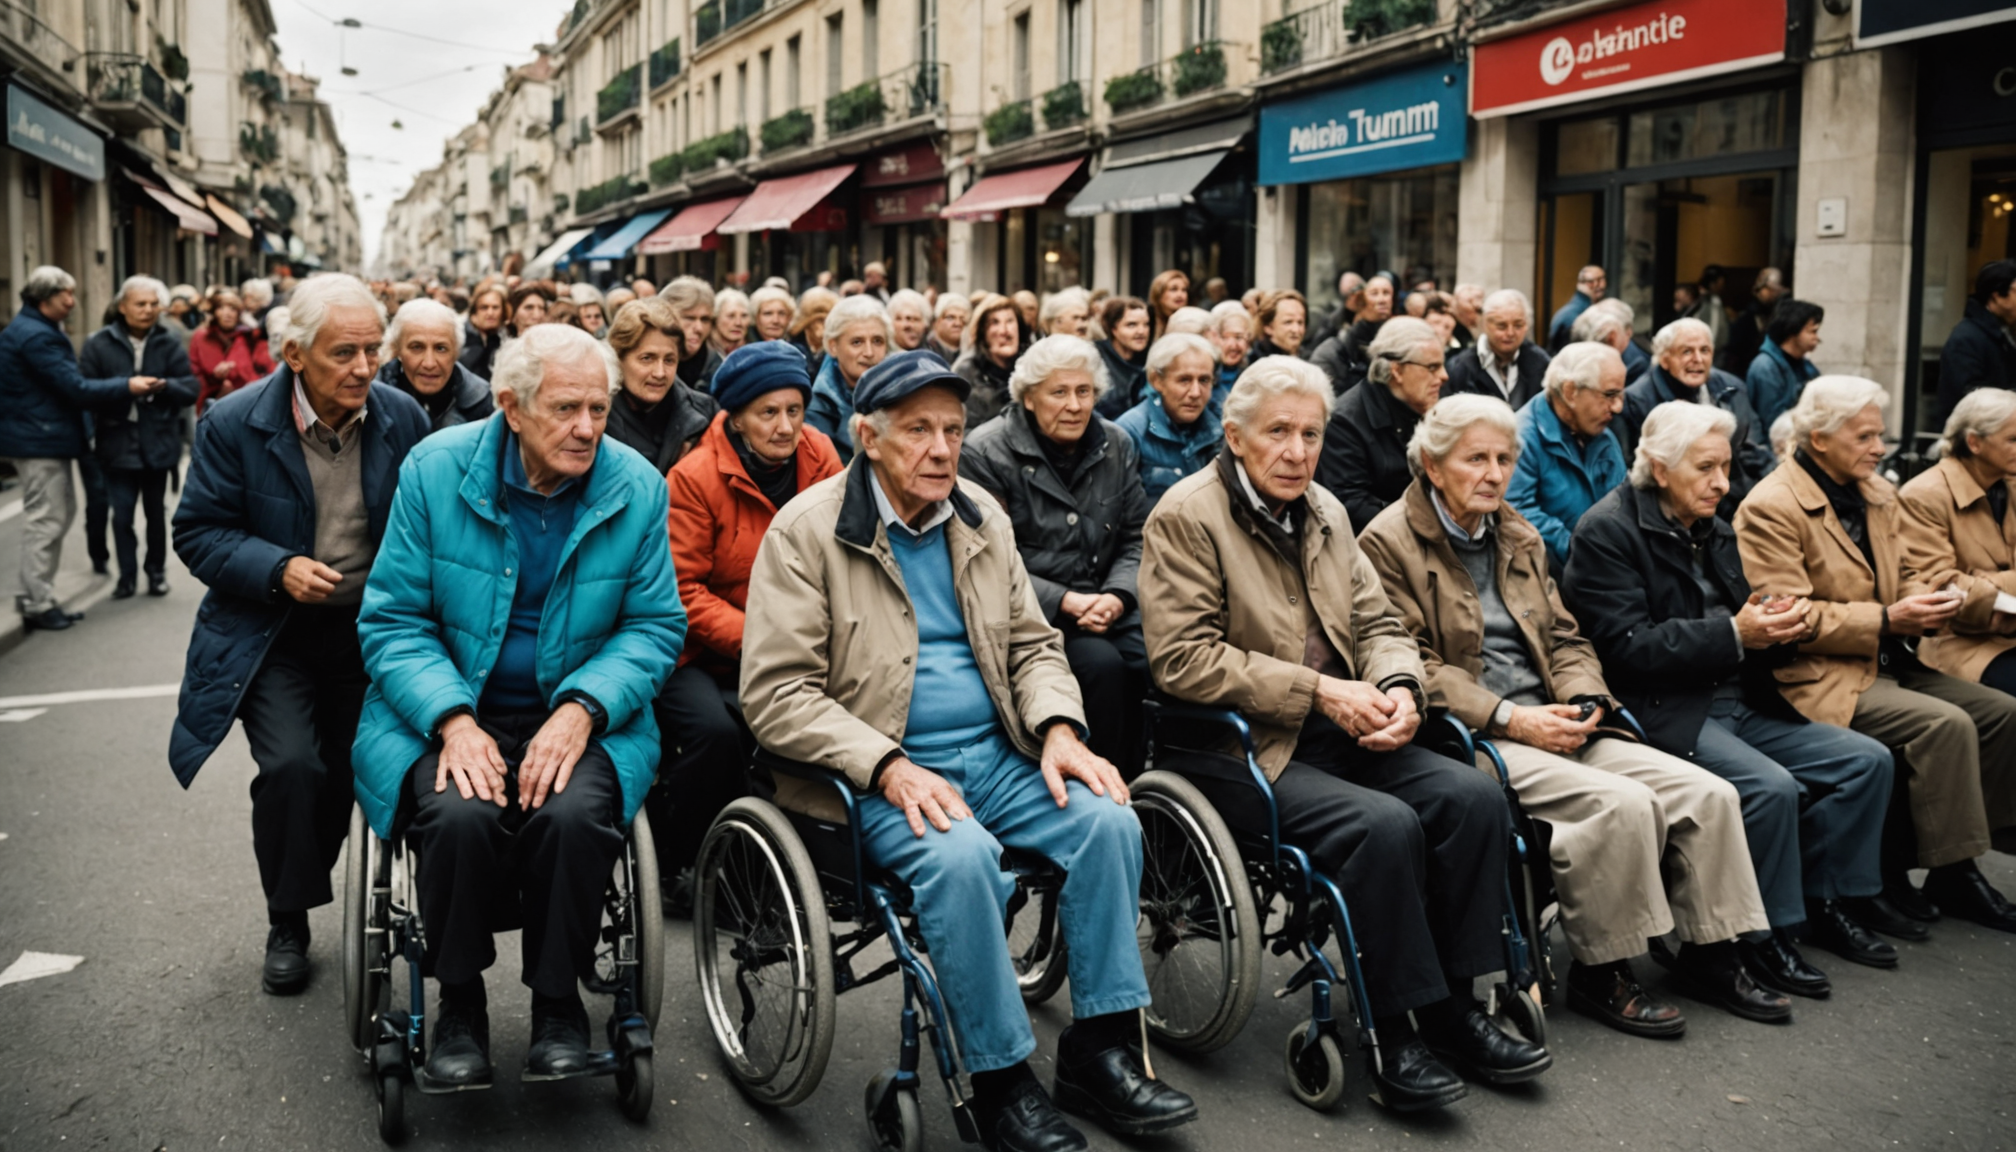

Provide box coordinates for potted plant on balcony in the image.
[1261,17,1304,72]
[984,101,1034,147]
[1172,42,1226,97]
[1103,69,1163,115]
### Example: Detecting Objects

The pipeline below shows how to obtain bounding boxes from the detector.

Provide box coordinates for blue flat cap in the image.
[711,340,813,412]
[852,348,970,414]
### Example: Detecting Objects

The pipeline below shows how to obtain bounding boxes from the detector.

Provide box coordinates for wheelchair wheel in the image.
[1131,771,1260,1053]
[866,1083,923,1152]
[693,798,836,1107]
[617,1052,653,1122]
[1283,1022,1348,1110]
[375,1072,405,1144]
[1498,980,1547,1049]
[595,808,665,1032]
[343,807,391,1056]
[1004,878,1067,1005]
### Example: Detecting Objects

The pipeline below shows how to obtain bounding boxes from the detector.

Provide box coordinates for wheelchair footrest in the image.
[520,1050,624,1082]
[413,1069,495,1095]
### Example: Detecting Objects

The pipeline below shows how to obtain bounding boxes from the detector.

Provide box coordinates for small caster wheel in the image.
[1500,982,1547,1049]
[376,1074,406,1145]
[617,1052,653,1121]
[867,1086,922,1152]
[1283,1022,1347,1111]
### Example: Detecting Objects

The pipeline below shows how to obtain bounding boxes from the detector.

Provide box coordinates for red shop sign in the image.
[861,142,946,188]
[1471,0,1785,119]
[863,183,947,225]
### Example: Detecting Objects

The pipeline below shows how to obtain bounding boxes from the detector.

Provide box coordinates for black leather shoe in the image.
[20,607,74,632]
[1655,941,1792,1023]
[983,1079,1088,1152]
[1738,931,1831,999]
[1804,900,1899,968]
[1423,1006,1551,1084]
[1844,894,1932,941]
[111,578,135,600]
[146,575,169,597]
[1371,1037,1467,1112]
[423,999,493,1089]
[262,920,310,995]
[1564,959,1686,1038]
[524,997,592,1079]
[1923,862,2016,935]
[1883,878,1942,923]
[1052,1025,1197,1135]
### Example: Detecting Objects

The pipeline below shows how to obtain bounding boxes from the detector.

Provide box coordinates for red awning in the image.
[864,183,947,225]
[638,196,746,254]
[938,159,1083,221]
[716,164,857,234]
[141,184,217,236]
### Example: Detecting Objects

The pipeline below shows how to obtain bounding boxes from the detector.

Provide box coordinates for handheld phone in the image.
[1576,701,1598,722]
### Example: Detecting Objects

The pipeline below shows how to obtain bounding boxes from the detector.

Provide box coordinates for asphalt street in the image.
[1,493,2012,1152]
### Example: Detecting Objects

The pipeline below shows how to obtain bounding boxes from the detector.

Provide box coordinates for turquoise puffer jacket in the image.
[351,415,686,837]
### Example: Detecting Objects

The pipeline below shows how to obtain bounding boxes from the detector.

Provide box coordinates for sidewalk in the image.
[0,488,121,658]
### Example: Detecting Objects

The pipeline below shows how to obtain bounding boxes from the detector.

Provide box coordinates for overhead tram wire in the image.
[289,0,534,58]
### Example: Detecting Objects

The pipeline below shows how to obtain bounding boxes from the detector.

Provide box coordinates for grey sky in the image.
[268,0,571,269]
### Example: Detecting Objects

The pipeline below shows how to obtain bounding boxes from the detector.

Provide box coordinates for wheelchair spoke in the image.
[1136,798,1234,1041]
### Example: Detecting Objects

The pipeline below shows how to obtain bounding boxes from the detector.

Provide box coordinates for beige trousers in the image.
[1489,737,1770,965]
[1850,670,2016,868]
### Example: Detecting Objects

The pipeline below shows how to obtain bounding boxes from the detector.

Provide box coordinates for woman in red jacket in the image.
[189,289,273,413]
[648,341,843,914]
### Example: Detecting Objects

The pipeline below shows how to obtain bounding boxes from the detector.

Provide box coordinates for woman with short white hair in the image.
[1565,399,1900,986]
[710,287,751,356]
[377,298,494,432]
[960,333,1150,771]
[1115,333,1222,502]
[1208,302,1252,401]
[661,276,721,391]
[1735,377,2016,935]
[747,285,796,343]
[926,291,968,363]
[1901,387,2016,704]
[1038,287,1091,337]
[1318,316,1447,531]
[568,283,609,338]
[886,288,930,351]
[804,293,893,461]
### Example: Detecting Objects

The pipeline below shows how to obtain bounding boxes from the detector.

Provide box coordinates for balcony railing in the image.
[242,67,286,106]
[1104,41,1231,116]
[597,64,642,126]
[681,126,748,174]
[1262,0,1436,74]
[649,38,683,88]
[88,55,182,128]
[694,0,767,49]
[760,107,815,153]
[0,3,81,78]
[239,122,279,164]
[825,61,949,140]
[575,171,645,216]
[1040,81,1086,132]
[984,101,1033,148]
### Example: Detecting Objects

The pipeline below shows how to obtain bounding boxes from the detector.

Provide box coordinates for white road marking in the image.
[0,498,21,524]
[0,951,84,988]
[0,683,180,709]
[0,708,47,722]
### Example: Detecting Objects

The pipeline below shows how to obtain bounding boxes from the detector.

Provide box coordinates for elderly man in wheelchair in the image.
[351,324,685,1092]
[739,348,1199,1152]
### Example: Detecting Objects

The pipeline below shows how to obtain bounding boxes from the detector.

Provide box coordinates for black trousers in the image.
[1060,614,1148,776]
[1161,717,1510,1014]
[646,663,751,876]
[106,466,169,582]
[1981,650,2016,699]
[238,604,368,913]
[76,455,109,568]
[407,712,625,998]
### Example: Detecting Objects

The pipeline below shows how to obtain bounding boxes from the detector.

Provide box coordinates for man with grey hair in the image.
[1572,298,1649,384]
[1615,317,1773,517]
[0,265,161,630]
[1445,289,1551,409]
[170,273,431,996]
[1507,342,1630,571]
[1549,264,1607,353]
[1450,284,1484,349]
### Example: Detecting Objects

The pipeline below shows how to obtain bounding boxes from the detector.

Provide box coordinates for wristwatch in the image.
[1491,699,1517,736]
[556,689,609,734]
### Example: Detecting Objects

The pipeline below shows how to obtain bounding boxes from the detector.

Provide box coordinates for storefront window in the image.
[1918,150,2016,431]
[1001,207,1091,294]
[1626,90,1786,169]
[1302,164,1458,317]
[1555,118,1619,176]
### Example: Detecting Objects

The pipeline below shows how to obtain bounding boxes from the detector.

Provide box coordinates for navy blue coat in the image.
[78,323,200,471]
[0,307,134,458]
[167,368,430,787]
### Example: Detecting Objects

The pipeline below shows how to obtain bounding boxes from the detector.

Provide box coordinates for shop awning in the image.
[582,210,672,261]
[523,227,595,278]
[717,164,857,234]
[141,184,217,235]
[938,159,1082,221]
[638,197,746,254]
[1065,151,1228,217]
[205,194,255,239]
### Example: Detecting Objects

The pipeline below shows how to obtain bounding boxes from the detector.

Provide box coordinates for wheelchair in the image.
[691,752,1065,1152]
[1130,700,1553,1110]
[340,805,664,1144]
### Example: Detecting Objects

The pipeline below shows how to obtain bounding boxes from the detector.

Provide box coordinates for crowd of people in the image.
[2,252,2014,1150]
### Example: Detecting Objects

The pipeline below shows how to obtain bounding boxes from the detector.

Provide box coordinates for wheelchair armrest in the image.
[1416,709,1476,761]
[1142,697,1259,759]
[752,748,870,896]
[1606,706,1651,743]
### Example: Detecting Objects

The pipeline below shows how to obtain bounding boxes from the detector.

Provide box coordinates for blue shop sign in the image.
[1258,60,1467,187]
[6,84,104,183]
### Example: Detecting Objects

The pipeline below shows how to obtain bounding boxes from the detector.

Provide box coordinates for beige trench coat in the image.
[1898,455,2016,683]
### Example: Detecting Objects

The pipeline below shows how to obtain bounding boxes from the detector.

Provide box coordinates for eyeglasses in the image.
[1398,359,1446,372]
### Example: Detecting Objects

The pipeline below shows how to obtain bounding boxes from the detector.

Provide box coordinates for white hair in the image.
[823,293,893,345]
[661,275,715,316]
[1147,332,1218,377]
[281,274,385,357]
[1769,411,1796,463]
[1009,333,1109,405]
[1366,317,1441,387]
[568,283,606,309]
[240,278,275,308]
[1629,400,1737,489]
[262,306,290,343]
[1936,387,2016,460]
[1571,304,1630,345]
[933,293,971,321]
[1164,306,1214,336]
[1210,300,1252,333]
[117,275,169,308]
[1789,376,1889,447]
[749,285,795,317]
[1542,341,1622,398]
[491,321,620,407]
[1038,287,1090,329]
[713,287,750,316]
[21,264,75,305]
[887,288,929,319]
[1481,288,1532,326]
[1406,393,1521,478]
[382,298,464,360]
[1223,355,1334,429]
[1651,316,1714,360]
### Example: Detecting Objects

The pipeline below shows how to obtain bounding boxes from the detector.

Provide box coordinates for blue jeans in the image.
[1695,699,1893,925]
[857,723,1150,1072]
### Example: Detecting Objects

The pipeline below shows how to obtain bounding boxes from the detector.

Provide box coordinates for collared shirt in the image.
[1233,458,1295,533]
[1429,486,1494,544]
[870,468,956,538]
[291,371,367,443]
[1480,346,1519,402]
[125,325,150,372]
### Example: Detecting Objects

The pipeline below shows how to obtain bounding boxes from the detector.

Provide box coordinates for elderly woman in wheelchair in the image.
[1138,356,1550,1112]
[1357,393,1792,1034]
[732,349,1197,1152]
